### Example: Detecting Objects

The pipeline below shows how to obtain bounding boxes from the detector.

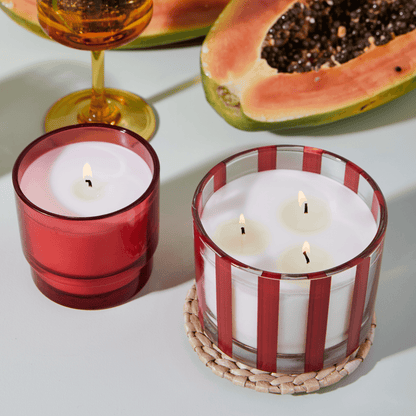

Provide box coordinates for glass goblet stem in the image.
[77,50,121,125]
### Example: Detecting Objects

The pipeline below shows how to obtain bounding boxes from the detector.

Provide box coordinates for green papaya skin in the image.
[200,0,416,131]
[0,4,49,40]
[202,64,416,131]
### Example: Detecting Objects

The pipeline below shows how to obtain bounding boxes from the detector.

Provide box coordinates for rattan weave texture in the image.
[184,284,376,394]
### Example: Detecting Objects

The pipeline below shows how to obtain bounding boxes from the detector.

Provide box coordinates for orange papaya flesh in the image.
[0,0,230,49]
[0,1,48,40]
[201,0,416,131]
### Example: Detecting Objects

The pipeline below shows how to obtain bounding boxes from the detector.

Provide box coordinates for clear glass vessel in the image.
[192,145,387,373]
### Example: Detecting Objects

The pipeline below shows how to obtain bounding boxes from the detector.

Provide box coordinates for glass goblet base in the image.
[44,88,156,140]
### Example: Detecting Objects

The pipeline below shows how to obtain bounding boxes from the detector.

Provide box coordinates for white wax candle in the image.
[201,169,377,353]
[20,142,152,217]
[280,194,331,233]
[277,241,334,274]
[213,216,271,256]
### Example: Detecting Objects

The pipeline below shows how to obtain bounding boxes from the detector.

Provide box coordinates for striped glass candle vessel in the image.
[192,145,387,373]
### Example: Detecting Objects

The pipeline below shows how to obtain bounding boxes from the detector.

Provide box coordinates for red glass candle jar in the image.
[12,124,159,309]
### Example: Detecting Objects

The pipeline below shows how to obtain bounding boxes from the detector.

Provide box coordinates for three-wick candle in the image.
[192,145,387,373]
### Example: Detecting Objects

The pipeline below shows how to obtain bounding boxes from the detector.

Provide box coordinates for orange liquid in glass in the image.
[37,0,153,50]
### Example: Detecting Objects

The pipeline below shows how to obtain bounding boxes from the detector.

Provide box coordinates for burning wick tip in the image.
[241,226,245,235]
[304,202,308,214]
[303,251,310,264]
[85,179,92,187]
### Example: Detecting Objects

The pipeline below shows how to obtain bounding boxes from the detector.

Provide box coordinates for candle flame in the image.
[298,190,307,207]
[302,241,310,254]
[239,213,245,225]
[83,163,93,179]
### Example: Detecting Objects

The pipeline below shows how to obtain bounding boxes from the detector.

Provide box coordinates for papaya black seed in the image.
[261,0,416,74]
[395,66,402,72]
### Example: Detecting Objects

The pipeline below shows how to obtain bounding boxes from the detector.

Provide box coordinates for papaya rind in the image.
[0,5,49,40]
[201,64,416,131]
[118,26,209,49]
[200,0,416,131]
[0,1,226,49]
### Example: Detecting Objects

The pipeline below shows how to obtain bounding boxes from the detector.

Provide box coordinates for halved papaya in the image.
[0,0,230,49]
[201,0,416,130]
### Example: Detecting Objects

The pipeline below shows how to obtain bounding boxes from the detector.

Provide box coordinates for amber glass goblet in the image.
[37,0,155,139]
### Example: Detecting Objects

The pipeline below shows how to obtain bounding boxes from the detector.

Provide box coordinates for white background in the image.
[1,9,416,415]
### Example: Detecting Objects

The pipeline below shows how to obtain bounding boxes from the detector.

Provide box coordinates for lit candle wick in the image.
[239,213,246,235]
[302,241,311,264]
[298,190,308,214]
[83,163,93,188]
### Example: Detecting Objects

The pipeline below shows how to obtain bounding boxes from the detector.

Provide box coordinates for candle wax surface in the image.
[201,169,377,274]
[213,217,271,256]
[277,244,334,274]
[279,195,331,233]
[20,142,152,217]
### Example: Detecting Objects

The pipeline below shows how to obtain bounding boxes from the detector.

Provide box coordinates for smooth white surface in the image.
[201,169,377,272]
[21,142,152,216]
[1,11,416,415]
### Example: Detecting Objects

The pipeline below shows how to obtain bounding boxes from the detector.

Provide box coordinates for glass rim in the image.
[192,145,388,281]
[12,123,160,221]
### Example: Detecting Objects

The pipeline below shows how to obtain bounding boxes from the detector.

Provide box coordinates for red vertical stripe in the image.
[371,191,380,223]
[195,190,203,217]
[344,162,360,193]
[193,222,206,328]
[215,255,233,357]
[303,147,323,174]
[213,162,226,192]
[257,272,280,372]
[258,146,277,172]
[305,276,331,372]
[346,257,370,355]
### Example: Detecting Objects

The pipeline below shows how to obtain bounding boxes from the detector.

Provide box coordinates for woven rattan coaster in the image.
[184,284,376,394]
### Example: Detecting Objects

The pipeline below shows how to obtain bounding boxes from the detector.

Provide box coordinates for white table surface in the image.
[1,10,416,416]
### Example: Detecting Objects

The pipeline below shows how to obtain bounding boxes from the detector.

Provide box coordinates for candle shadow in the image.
[270,88,416,137]
[0,60,95,177]
[316,186,416,394]
[131,155,234,299]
